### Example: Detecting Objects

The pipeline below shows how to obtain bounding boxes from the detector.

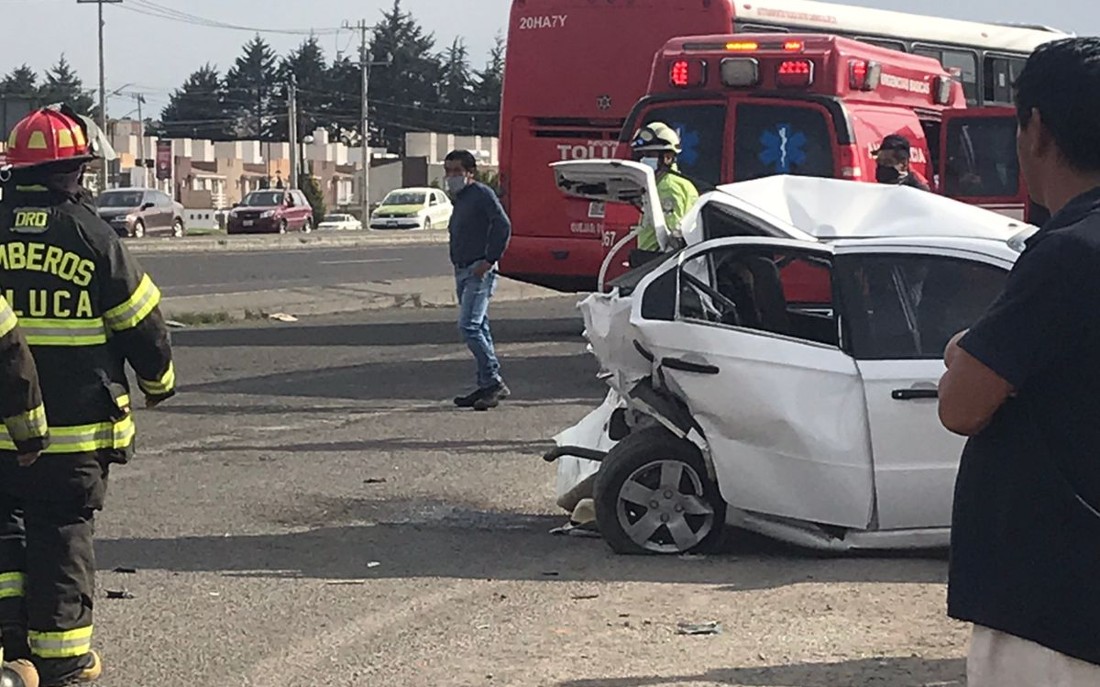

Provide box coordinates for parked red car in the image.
[226,189,314,234]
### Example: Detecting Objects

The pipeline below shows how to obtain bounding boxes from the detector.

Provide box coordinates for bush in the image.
[298,174,327,226]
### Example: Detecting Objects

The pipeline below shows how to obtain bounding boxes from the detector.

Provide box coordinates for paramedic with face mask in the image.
[628,122,700,267]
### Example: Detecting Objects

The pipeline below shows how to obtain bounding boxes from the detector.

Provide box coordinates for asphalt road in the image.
[138,243,451,298]
[87,298,967,687]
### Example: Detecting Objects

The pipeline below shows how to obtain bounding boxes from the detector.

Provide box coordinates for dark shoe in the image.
[453,389,484,408]
[473,383,508,411]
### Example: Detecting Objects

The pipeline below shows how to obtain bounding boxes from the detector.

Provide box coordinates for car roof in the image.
[700,176,1032,243]
[385,187,437,194]
[102,187,158,193]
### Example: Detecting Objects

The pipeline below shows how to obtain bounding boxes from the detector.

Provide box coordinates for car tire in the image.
[593,427,725,555]
[172,218,185,238]
[277,219,288,235]
[423,218,432,231]
[131,220,146,238]
[302,218,313,233]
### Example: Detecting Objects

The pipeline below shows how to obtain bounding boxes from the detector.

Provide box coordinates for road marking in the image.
[318,258,404,265]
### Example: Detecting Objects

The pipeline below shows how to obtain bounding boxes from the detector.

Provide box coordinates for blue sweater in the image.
[448,181,512,267]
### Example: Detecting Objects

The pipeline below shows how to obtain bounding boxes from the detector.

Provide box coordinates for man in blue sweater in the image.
[444,150,512,411]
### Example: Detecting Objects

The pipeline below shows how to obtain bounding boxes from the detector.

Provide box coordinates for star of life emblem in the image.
[596,94,612,111]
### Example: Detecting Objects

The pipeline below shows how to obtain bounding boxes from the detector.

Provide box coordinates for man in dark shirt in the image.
[938,37,1100,685]
[873,134,931,190]
[444,150,512,411]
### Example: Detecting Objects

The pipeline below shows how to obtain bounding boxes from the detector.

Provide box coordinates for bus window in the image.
[915,45,979,104]
[855,36,908,53]
[733,103,835,181]
[733,21,790,34]
[638,104,726,187]
[943,117,1019,198]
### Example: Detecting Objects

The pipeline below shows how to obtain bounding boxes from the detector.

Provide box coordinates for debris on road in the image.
[571,593,600,600]
[363,477,388,485]
[676,621,723,636]
[165,320,188,329]
[541,571,560,577]
[367,561,381,568]
[112,566,138,574]
[106,590,134,600]
[268,312,299,323]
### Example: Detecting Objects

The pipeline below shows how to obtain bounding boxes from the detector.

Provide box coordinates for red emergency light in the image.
[776,59,814,88]
[669,59,707,88]
[849,59,882,91]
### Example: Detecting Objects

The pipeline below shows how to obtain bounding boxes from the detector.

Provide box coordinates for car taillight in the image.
[776,59,814,88]
[669,59,707,88]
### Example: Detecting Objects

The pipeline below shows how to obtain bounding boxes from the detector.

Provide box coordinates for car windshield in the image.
[242,191,285,207]
[382,192,425,206]
[98,192,144,208]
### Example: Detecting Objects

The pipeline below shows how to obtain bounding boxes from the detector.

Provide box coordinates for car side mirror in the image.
[140,202,154,210]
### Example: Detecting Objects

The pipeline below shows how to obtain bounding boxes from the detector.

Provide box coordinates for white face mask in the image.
[445,175,468,195]
[639,157,660,172]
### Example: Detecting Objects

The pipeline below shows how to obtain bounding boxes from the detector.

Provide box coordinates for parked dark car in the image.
[96,188,185,238]
[226,189,314,235]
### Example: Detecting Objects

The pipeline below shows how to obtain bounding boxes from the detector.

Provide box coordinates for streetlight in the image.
[106,84,146,188]
[300,134,315,182]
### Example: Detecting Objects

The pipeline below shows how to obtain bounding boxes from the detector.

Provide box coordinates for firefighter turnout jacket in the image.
[0,186,174,459]
[0,293,48,453]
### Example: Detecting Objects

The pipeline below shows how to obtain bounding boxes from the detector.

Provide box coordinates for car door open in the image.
[631,236,876,529]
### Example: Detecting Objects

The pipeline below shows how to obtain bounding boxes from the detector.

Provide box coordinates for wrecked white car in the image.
[546,161,1035,555]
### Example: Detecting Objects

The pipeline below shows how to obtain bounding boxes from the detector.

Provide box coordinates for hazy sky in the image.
[1,0,1095,119]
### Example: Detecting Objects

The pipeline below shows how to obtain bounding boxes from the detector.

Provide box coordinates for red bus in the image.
[498,0,1066,292]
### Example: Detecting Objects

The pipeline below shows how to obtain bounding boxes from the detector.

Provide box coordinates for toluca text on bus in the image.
[498,0,1066,293]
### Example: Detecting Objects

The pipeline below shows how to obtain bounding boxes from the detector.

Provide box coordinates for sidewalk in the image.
[128,229,447,255]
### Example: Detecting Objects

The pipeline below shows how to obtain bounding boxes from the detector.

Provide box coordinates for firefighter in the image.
[0,296,47,687]
[0,104,175,687]
[628,122,700,267]
[873,133,931,190]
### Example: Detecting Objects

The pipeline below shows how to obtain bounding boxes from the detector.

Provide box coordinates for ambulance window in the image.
[733,104,834,181]
[638,104,725,187]
[942,117,1020,198]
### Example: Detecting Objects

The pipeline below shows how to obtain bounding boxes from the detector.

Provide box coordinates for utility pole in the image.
[135,93,146,187]
[355,19,371,224]
[288,76,299,190]
[77,0,122,191]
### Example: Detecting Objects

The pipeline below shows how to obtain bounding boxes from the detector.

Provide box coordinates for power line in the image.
[119,0,344,36]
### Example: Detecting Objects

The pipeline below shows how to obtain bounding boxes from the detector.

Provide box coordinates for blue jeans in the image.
[455,265,501,389]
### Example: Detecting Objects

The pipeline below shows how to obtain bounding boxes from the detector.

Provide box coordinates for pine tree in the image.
[0,65,39,99]
[224,36,280,139]
[157,65,231,140]
[472,33,505,135]
[39,55,95,116]
[299,172,327,226]
[274,37,329,140]
[368,0,443,152]
[324,54,362,141]
[438,38,474,133]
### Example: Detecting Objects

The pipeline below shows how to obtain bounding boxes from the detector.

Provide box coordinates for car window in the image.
[98,191,144,208]
[242,191,284,207]
[636,104,726,188]
[733,103,835,181]
[942,117,1020,198]
[383,191,426,205]
[429,194,438,206]
[676,245,838,346]
[155,192,171,208]
[836,254,1008,360]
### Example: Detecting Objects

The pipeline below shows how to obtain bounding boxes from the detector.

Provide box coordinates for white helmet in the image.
[631,121,681,155]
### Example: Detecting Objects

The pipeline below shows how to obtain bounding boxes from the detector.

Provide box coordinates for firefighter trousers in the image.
[0,451,108,685]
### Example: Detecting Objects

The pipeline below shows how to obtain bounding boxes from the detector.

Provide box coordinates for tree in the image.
[156,65,231,140]
[323,54,362,141]
[38,56,95,116]
[368,0,443,152]
[224,36,280,139]
[472,33,505,135]
[437,38,474,132]
[0,65,39,99]
[299,172,326,226]
[274,36,329,140]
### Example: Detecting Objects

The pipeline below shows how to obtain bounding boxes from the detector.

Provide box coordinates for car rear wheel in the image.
[171,218,185,238]
[131,220,146,238]
[277,219,288,235]
[593,427,725,555]
[423,218,432,231]
[302,218,313,233]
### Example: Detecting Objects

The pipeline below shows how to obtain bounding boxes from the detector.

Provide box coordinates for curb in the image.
[127,230,448,255]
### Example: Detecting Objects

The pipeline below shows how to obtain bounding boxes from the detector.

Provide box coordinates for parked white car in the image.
[369,187,452,230]
[317,213,363,231]
[547,161,1036,555]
